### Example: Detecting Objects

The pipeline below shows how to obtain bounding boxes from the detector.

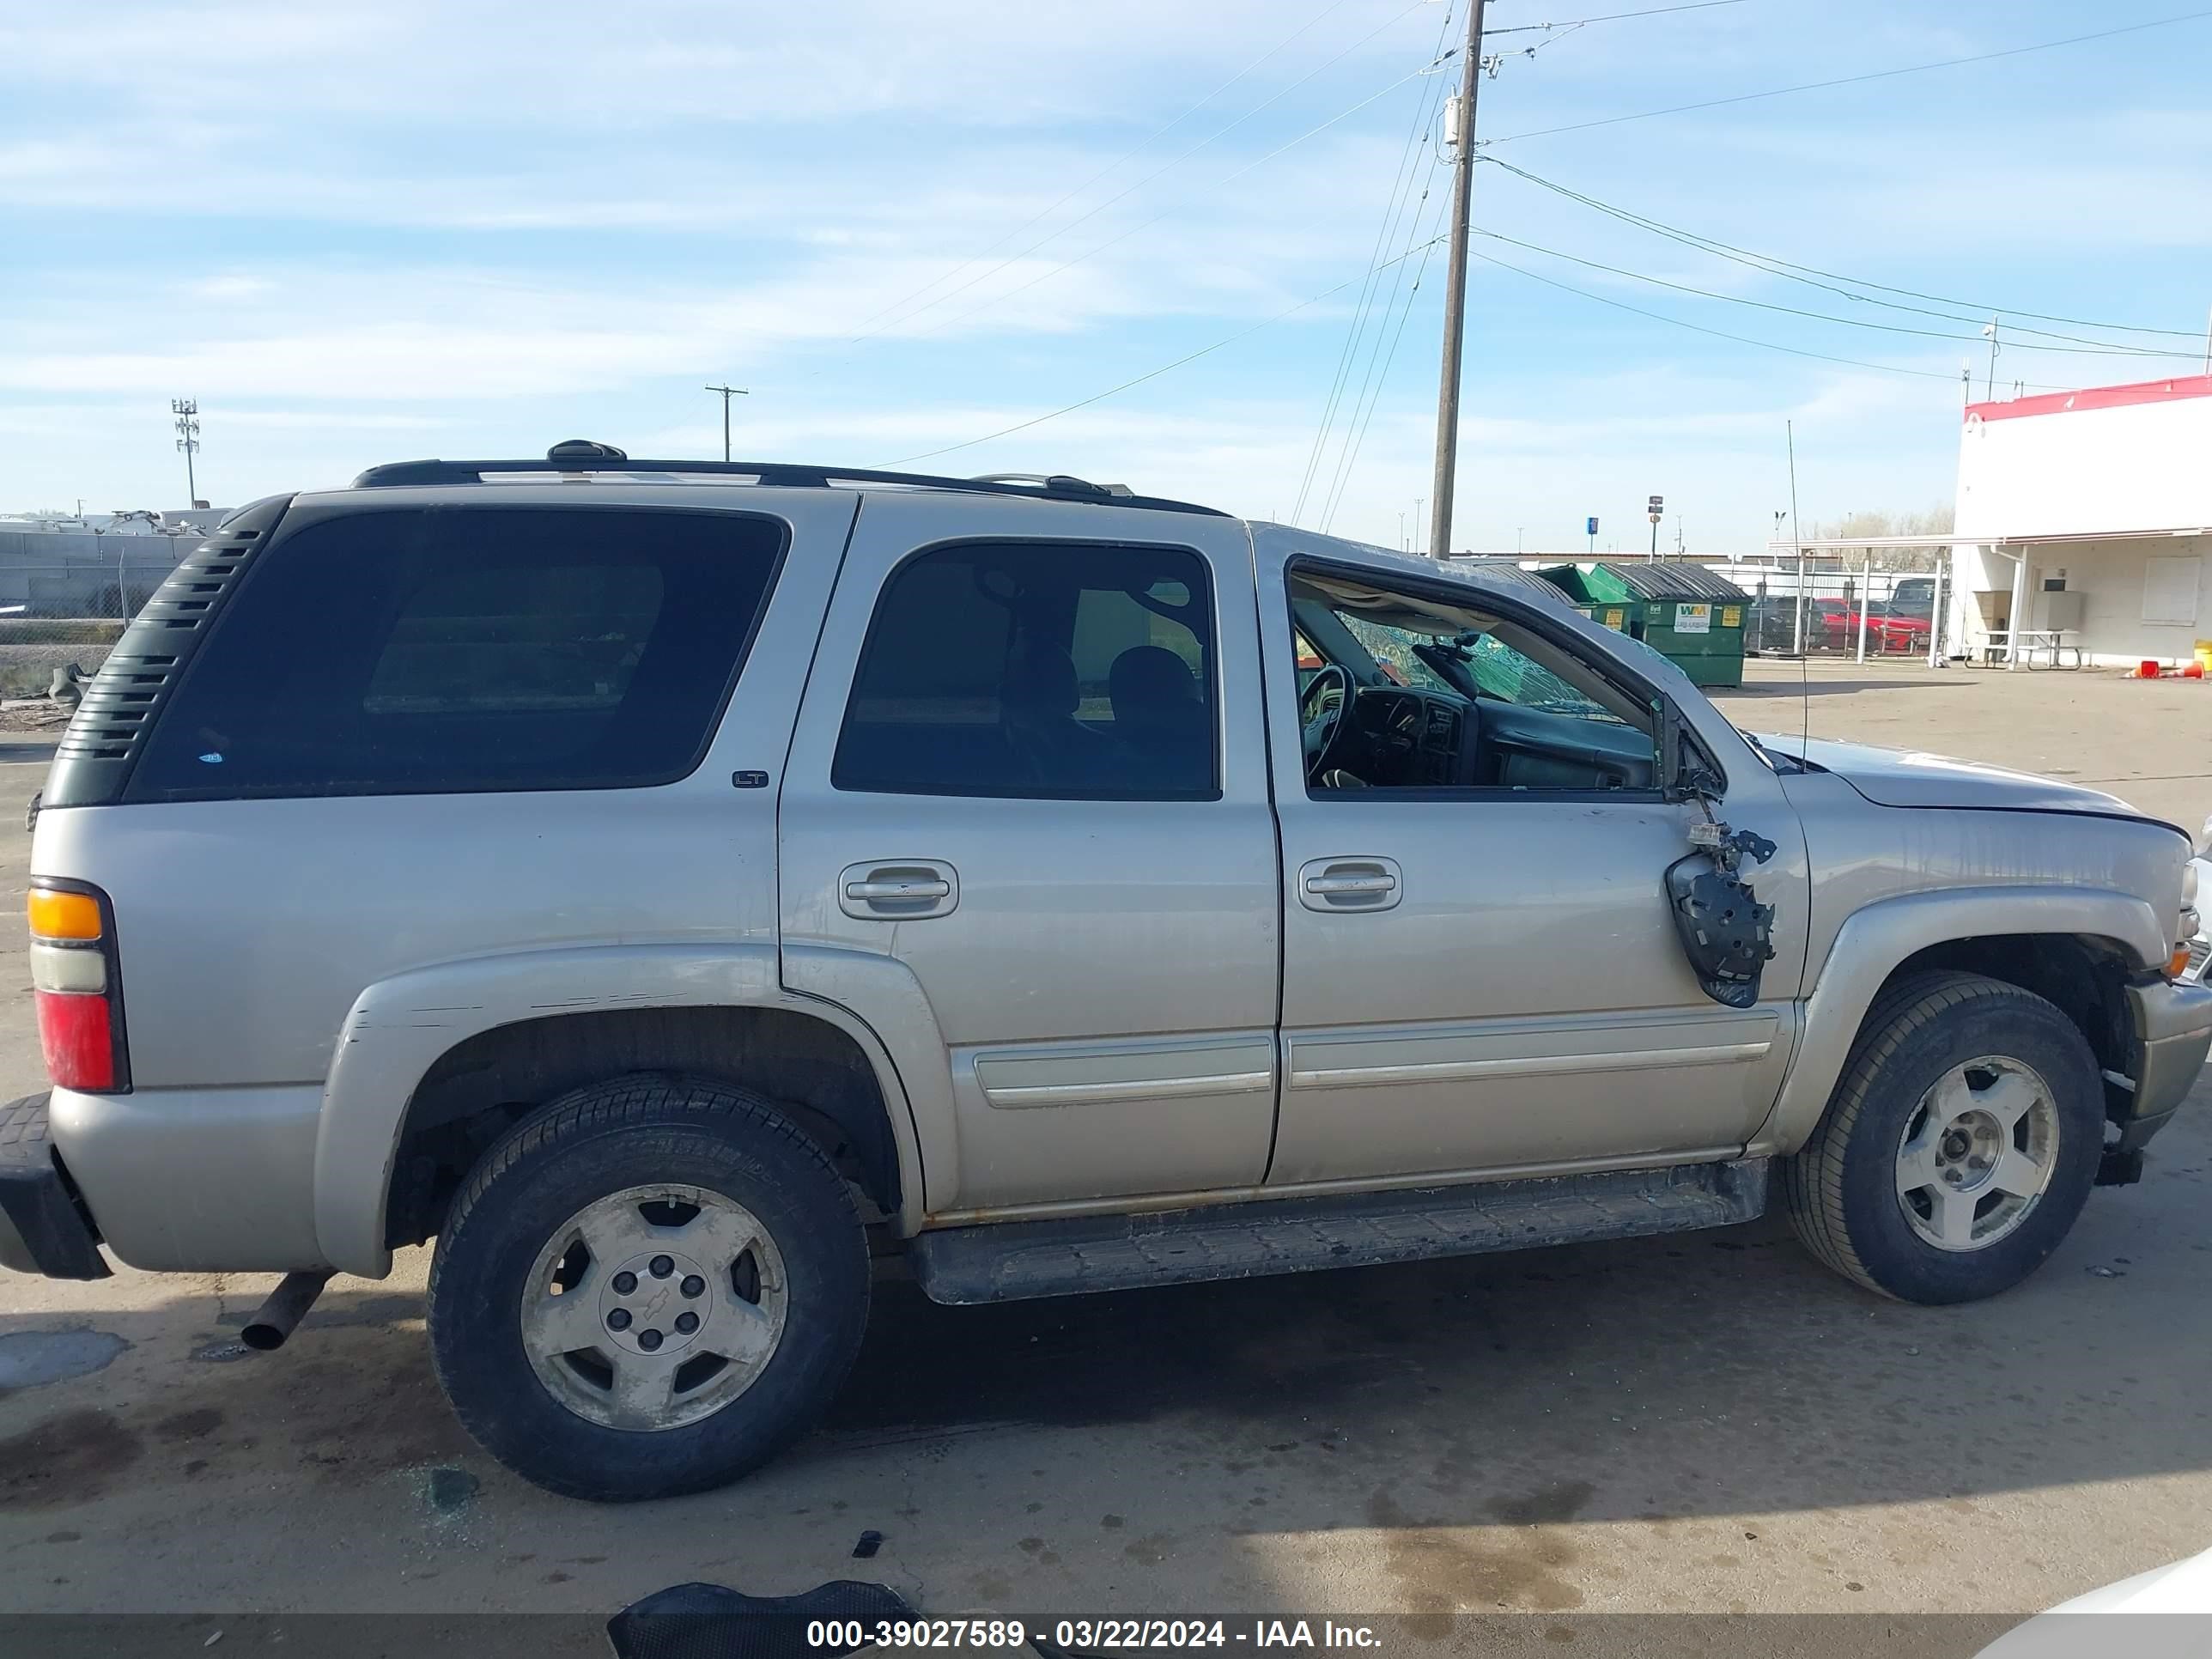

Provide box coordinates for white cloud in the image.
[4,0,2203,546]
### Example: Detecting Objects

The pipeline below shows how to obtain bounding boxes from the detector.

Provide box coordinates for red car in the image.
[1818,604,1931,652]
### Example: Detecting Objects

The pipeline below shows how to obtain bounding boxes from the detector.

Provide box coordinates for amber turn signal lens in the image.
[2169,945,2195,980]
[27,888,101,941]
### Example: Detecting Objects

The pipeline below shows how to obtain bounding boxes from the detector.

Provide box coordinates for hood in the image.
[1758,733,2145,816]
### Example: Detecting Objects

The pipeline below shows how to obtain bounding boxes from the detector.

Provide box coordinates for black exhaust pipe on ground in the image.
[240,1268,335,1352]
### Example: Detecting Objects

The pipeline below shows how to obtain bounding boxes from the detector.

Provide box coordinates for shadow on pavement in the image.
[1,1096,2205,1578]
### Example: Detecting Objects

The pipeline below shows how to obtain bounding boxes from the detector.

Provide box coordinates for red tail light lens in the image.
[36,990,117,1091]
[27,880,128,1094]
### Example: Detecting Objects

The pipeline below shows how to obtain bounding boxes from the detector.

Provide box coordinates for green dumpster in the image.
[1541,562,1747,688]
[1531,564,1637,635]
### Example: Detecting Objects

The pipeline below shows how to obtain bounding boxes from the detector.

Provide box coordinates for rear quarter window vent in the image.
[43,495,294,807]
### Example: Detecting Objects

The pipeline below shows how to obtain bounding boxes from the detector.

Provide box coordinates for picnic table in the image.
[1978,629,2083,670]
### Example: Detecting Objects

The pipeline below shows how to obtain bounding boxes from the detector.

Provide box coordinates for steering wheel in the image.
[1300,665,1356,781]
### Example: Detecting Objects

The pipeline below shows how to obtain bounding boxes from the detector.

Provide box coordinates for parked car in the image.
[1817,600,1933,653]
[1743,592,1808,654]
[4,443,2208,1502]
[1977,1540,2212,1654]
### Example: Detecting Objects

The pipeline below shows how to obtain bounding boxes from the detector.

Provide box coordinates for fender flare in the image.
[313,943,934,1277]
[1749,883,2162,1155]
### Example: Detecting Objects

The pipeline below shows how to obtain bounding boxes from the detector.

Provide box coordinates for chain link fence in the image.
[0,532,195,702]
[1734,564,1951,660]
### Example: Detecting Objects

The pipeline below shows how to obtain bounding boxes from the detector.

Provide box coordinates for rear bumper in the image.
[48,1082,325,1273]
[0,1093,110,1280]
[2123,977,2212,1137]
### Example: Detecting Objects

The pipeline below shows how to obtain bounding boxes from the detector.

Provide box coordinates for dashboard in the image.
[1337,686,1656,793]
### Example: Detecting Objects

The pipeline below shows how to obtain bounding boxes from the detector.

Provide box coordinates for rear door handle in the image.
[1305,873,1395,895]
[838,860,959,920]
[1297,857,1402,913]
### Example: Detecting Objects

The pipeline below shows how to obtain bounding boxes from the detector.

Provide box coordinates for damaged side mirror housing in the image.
[1653,696,1778,1009]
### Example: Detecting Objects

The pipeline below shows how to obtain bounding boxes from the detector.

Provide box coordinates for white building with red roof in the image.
[1951,374,2212,668]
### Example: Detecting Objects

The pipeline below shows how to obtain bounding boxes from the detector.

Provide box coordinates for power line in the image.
[877,233,1451,470]
[1295,2,1459,525]
[1466,244,2070,390]
[1467,225,2199,358]
[1485,156,2211,342]
[1322,181,1455,530]
[1319,173,1449,527]
[1485,0,1746,34]
[835,0,1361,343]
[845,0,1435,348]
[1480,9,2212,147]
[1318,85,1462,529]
[894,52,1452,351]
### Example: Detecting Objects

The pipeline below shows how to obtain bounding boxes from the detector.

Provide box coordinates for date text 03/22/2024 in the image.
[804,1621,1383,1651]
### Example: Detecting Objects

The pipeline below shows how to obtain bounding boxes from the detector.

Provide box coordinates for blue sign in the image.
[1586,516,1598,537]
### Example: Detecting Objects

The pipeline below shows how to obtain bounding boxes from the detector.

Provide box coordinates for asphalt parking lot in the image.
[3,661,2211,1628]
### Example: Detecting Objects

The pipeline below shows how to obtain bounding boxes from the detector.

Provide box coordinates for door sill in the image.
[923,1144,1747,1227]
[909,1158,1769,1305]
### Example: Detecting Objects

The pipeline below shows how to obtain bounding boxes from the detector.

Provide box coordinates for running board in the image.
[909,1158,1769,1305]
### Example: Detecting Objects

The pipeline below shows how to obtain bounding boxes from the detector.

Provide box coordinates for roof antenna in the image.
[1787,418,1808,760]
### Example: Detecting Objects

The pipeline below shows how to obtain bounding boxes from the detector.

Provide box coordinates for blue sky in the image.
[3,1,2208,553]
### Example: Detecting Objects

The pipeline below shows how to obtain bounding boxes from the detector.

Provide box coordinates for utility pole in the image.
[1425,0,1487,560]
[171,398,200,506]
[704,384,748,462]
[1981,319,2000,401]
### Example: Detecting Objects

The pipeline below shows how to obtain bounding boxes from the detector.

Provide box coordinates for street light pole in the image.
[1425,0,1488,560]
[704,384,749,462]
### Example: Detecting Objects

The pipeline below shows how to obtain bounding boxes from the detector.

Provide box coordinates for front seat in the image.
[1108,645,1210,790]
[1003,640,1103,788]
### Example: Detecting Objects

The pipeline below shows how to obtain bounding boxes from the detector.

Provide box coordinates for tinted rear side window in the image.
[833,540,1217,800]
[126,506,783,800]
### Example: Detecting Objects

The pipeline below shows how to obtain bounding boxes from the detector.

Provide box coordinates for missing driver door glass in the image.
[1261,555,1803,1184]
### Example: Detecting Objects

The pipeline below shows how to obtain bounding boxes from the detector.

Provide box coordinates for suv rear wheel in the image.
[1784,971,2105,1304]
[427,1075,869,1502]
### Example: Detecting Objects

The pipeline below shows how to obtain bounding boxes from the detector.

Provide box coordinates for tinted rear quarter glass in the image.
[125,505,784,801]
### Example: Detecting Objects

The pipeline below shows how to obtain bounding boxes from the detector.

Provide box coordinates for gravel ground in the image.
[0,645,109,702]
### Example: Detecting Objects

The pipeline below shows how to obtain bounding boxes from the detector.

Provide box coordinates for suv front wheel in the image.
[427,1076,870,1502]
[1784,971,2106,1304]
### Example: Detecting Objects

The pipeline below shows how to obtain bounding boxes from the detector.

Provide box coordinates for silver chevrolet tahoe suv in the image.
[6,442,2209,1503]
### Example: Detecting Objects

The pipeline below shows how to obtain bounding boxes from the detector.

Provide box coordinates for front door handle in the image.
[845,878,951,902]
[838,860,959,920]
[1297,857,1402,913]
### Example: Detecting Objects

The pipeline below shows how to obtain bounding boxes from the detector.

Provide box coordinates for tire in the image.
[1783,971,2105,1304]
[427,1074,870,1502]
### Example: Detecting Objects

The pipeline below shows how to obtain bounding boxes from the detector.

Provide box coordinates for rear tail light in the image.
[28,881,129,1093]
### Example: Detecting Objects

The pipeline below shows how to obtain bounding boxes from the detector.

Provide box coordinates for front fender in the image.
[313,943,931,1277]
[1750,884,2165,1155]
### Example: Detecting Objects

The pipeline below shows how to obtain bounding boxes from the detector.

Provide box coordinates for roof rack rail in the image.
[349,444,1228,517]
